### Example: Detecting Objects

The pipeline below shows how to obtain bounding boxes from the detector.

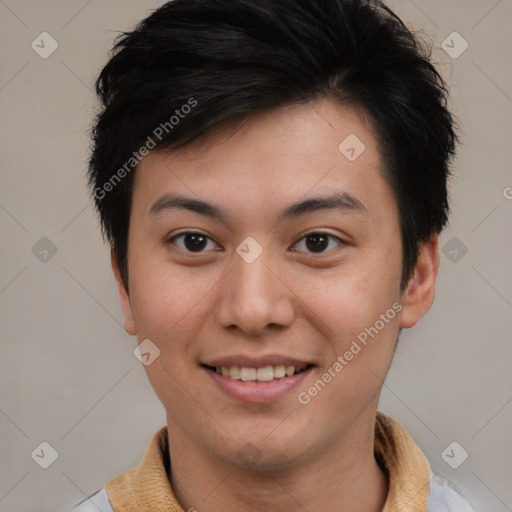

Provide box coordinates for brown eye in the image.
[305,234,329,252]
[170,232,218,253]
[293,232,343,254]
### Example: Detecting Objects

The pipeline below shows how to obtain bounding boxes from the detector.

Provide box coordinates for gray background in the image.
[0,1,511,511]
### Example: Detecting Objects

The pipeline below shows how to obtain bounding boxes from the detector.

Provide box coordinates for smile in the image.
[210,364,313,382]
[201,361,316,403]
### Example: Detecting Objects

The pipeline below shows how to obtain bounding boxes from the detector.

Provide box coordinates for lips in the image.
[200,355,315,402]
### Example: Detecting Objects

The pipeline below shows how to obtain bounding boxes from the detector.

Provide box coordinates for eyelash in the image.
[167,231,344,255]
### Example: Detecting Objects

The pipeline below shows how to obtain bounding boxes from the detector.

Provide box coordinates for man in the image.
[75,0,475,510]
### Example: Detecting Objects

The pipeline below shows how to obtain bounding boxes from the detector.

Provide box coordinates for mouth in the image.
[200,358,316,403]
[203,363,314,382]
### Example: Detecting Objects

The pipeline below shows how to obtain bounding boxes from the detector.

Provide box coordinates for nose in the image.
[214,249,296,337]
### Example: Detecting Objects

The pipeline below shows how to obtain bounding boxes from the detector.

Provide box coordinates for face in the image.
[114,98,438,470]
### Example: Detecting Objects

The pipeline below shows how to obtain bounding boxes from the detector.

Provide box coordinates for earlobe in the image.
[111,249,137,335]
[399,235,440,329]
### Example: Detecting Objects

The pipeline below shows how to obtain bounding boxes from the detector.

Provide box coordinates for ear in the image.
[111,249,136,335]
[399,234,440,329]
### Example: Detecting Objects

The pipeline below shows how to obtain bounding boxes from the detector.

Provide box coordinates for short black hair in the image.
[88,0,458,292]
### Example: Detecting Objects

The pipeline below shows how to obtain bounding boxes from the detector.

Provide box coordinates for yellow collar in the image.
[104,411,431,511]
[375,412,431,511]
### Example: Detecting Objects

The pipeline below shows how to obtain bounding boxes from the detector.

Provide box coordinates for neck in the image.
[167,410,389,512]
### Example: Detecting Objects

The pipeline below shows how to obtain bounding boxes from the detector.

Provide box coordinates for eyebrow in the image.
[149,191,368,222]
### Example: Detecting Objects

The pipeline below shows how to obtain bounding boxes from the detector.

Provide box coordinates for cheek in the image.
[127,264,211,411]
[128,255,212,338]
[126,259,221,392]
[293,258,400,336]
[294,275,401,420]
[290,258,401,387]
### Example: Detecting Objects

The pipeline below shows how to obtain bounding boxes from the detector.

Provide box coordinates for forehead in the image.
[132,99,394,222]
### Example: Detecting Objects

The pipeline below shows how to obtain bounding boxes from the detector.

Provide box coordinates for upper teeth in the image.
[215,365,306,381]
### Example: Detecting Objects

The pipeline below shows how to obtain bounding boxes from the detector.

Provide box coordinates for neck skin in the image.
[166,404,389,512]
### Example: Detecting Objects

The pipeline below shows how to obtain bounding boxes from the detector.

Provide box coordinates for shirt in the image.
[72,412,475,512]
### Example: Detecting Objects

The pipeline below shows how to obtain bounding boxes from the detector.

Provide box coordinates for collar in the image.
[104,411,431,511]
[375,412,431,511]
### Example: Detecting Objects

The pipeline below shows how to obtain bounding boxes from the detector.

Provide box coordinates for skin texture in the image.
[112,98,439,512]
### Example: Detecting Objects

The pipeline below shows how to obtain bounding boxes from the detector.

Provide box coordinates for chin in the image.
[219,430,314,473]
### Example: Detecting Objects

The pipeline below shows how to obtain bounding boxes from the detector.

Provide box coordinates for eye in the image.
[168,231,220,253]
[291,232,343,254]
